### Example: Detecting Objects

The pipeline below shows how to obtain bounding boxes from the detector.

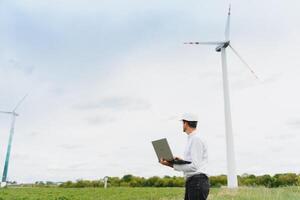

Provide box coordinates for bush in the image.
[56,173,300,188]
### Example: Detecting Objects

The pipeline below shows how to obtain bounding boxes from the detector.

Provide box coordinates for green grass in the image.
[0,187,299,200]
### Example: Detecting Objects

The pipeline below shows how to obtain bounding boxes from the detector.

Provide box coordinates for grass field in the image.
[0,187,299,200]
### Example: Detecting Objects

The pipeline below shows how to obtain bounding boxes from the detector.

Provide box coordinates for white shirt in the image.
[173,130,208,178]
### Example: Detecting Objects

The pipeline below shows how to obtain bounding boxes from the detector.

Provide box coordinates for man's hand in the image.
[174,156,183,160]
[159,158,173,168]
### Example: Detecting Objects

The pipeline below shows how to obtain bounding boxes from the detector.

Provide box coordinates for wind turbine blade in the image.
[0,111,13,114]
[229,45,259,80]
[184,41,223,45]
[225,4,231,41]
[13,94,28,112]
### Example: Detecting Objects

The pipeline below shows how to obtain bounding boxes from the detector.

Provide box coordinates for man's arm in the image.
[173,139,203,172]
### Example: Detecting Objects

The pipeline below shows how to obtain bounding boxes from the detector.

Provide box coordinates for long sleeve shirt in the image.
[173,130,208,178]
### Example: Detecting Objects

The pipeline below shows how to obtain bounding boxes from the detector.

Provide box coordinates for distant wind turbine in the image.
[103,176,109,189]
[184,5,259,188]
[0,94,28,187]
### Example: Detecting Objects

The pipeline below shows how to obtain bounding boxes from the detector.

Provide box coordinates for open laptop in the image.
[152,138,191,165]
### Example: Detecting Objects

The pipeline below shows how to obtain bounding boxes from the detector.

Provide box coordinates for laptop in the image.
[152,138,191,165]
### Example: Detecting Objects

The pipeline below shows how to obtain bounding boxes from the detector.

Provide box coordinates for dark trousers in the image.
[184,174,210,200]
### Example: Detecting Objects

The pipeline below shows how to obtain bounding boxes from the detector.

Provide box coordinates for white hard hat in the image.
[180,113,198,122]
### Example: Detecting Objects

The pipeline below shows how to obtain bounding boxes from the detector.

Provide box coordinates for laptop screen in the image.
[152,138,174,161]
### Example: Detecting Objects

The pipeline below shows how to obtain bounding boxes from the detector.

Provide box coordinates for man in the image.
[160,113,209,200]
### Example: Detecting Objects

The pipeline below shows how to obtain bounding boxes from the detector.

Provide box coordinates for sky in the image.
[0,0,300,183]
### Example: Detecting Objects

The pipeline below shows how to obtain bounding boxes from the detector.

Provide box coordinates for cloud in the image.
[264,132,298,141]
[67,162,89,170]
[74,96,151,112]
[11,153,30,160]
[58,144,83,150]
[47,162,99,172]
[26,131,40,137]
[9,59,35,74]
[85,115,116,125]
[286,119,300,129]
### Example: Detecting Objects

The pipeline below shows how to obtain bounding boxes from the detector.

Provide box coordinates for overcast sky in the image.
[0,0,300,183]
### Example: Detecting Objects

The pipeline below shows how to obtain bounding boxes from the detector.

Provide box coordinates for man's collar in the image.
[187,129,198,138]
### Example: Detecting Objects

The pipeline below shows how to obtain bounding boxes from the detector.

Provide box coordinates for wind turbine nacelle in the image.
[215,41,230,52]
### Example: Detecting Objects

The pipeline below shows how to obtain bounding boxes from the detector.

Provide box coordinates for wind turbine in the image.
[103,176,109,189]
[0,94,28,187]
[184,5,258,188]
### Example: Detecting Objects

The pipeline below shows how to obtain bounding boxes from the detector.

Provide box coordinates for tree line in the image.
[56,173,300,188]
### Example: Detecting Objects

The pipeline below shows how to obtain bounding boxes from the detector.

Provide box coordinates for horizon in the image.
[6,171,300,184]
